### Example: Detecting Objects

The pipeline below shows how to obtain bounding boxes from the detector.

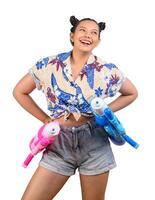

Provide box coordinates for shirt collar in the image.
[62,50,96,66]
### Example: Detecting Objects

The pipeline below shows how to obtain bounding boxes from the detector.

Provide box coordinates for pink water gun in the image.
[22,121,60,168]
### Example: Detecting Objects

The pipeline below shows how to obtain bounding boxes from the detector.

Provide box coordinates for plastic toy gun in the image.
[91,97,139,149]
[22,121,60,168]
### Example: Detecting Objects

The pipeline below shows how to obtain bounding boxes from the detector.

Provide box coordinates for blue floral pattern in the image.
[29,51,125,120]
[36,57,49,69]
[95,87,104,97]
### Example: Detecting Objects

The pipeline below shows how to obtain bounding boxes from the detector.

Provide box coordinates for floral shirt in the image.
[29,50,126,121]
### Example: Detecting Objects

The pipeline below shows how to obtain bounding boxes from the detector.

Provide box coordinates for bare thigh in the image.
[80,171,109,200]
[21,166,70,200]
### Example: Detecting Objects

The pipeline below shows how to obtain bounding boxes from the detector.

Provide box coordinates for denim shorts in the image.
[39,118,116,176]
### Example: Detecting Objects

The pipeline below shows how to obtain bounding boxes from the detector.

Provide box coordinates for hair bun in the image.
[98,22,106,31]
[70,16,79,26]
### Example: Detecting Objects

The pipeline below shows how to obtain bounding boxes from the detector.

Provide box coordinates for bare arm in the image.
[13,73,50,123]
[108,78,138,112]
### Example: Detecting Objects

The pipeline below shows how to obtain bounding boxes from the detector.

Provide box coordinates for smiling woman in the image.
[70,21,99,52]
[13,15,138,200]
[70,16,105,47]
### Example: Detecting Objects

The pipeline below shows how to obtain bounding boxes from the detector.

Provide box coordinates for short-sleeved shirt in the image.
[29,50,126,121]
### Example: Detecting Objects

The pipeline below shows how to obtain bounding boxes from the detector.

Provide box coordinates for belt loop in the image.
[87,121,93,136]
[72,126,79,150]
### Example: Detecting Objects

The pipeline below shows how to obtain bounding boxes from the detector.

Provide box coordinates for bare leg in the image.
[80,171,109,200]
[21,166,70,200]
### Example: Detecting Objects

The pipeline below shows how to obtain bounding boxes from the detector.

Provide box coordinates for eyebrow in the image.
[78,26,99,32]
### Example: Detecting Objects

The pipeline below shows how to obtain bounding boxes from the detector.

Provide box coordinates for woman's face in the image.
[70,20,100,53]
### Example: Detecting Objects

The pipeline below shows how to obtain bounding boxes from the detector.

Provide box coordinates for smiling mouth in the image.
[79,39,92,45]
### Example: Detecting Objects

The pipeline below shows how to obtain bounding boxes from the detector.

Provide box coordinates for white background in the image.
[0,0,155,199]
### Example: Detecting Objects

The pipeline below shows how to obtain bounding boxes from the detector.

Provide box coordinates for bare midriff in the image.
[53,114,92,127]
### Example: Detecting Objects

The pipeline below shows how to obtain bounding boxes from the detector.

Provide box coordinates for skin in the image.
[13,20,138,200]
[70,20,101,81]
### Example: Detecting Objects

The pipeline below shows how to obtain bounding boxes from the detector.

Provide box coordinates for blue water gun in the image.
[91,97,139,149]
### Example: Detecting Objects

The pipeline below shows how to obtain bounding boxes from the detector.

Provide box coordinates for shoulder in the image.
[34,55,57,70]
[96,56,123,75]
[30,51,70,75]
[95,56,118,70]
[35,51,71,68]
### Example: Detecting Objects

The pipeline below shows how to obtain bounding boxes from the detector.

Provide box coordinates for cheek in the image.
[93,38,100,46]
[74,31,86,39]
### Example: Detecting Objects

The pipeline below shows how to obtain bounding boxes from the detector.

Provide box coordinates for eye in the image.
[91,31,98,35]
[79,28,86,32]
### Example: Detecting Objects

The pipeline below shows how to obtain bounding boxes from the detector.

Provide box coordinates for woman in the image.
[13,16,138,200]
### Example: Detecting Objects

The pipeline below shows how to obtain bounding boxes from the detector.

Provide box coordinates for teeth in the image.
[80,40,91,45]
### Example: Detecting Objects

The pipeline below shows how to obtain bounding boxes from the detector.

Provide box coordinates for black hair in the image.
[70,16,106,34]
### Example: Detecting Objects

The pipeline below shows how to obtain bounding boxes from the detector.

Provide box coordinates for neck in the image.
[70,49,92,66]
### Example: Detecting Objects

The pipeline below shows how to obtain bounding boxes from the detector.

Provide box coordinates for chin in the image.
[78,46,94,53]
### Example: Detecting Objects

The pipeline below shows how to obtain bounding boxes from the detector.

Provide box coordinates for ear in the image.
[70,32,74,43]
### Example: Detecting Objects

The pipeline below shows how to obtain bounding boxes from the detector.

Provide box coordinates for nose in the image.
[84,31,91,38]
